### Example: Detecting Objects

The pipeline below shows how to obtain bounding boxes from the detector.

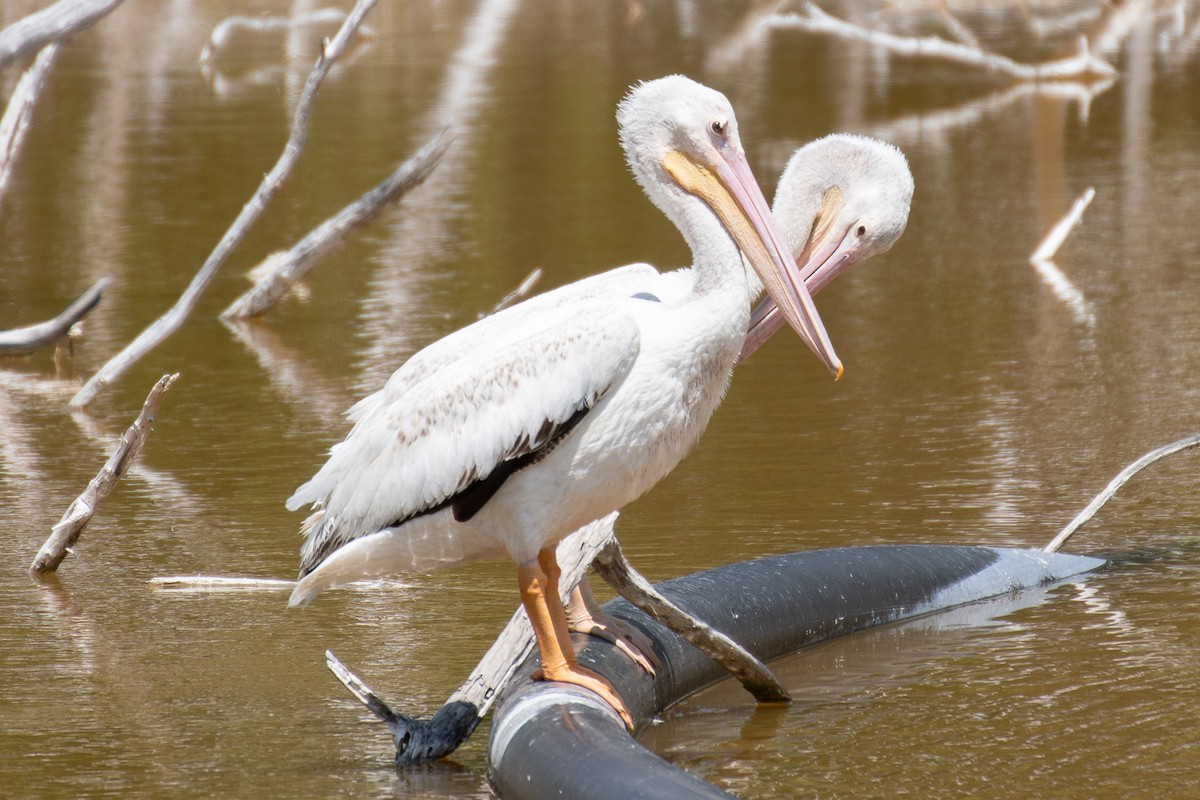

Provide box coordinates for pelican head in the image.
[775,133,914,296]
[617,75,842,379]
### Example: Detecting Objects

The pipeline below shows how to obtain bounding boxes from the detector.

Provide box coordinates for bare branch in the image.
[0,0,125,72]
[220,129,452,320]
[0,42,58,209]
[487,268,542,316]
[1045,434,1200,554]
[1031,187,1095,263]
[31,373,179,574]
[199,9,355,64]
[69,0,379,409]
[592,537,790,703]
[1029,187,1096,328]
[0,278,110,356]
[768,3,1118,81]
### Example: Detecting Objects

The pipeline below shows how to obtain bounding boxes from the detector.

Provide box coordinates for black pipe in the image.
[488,545,1105,800]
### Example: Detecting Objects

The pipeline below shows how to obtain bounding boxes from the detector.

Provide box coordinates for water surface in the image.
[2,1,1199,797]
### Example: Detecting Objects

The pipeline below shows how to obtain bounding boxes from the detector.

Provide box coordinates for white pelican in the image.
[286,76,842,725]
[563,133,914,662]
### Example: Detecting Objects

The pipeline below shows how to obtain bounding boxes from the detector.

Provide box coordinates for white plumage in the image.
[287,76,852,723]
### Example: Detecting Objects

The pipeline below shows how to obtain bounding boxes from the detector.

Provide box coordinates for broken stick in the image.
[220,128,452,320]
[31,373,179,574]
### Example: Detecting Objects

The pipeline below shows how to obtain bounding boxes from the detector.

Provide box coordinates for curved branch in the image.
[0,278,110,356]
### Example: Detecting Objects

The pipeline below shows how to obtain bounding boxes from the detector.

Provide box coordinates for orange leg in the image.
[518,548,633,729]
[565,578,659,675]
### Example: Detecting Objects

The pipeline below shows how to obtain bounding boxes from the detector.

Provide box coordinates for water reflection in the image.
[2,0,1200,797]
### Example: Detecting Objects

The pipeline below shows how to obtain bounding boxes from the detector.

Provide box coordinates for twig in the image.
[220,129,452,320]
[0,42,58,210]
[487,268,542,316]
[148,576,294,590]
[0,0,125,72]
[1044,433,1200,553]
[1031,187,1095,262]
[767,4,1118,81]
[1029,187,1096,327]
[31,373,179,574]
[69,0,378,409]
[0,278,110,356]
[592,538,790,703]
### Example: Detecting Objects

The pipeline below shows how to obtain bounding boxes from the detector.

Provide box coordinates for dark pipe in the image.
[488,545,1105,800]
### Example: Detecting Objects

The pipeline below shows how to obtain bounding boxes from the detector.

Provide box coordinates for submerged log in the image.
[489,545,1105,800]
[0,278,110,356]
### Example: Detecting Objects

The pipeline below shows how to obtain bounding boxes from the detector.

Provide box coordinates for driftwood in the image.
[31,373,179,574]
[0,0,125,72]
[0,278,110,356]
[0,42,58,208]
[1044,433,1200,554]
[768,3,1118,82]
[1029,187,1096,327]
[220,129,452,320]
[69,0,378,409]
[592,537,790,703]
[199,8,354,64]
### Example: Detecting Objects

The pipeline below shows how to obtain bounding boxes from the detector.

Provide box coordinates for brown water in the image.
[2,1,1199,797]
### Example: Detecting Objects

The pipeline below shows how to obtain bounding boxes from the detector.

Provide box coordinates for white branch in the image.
[768,3,1118,81]
[1030,187,1095,263]
[31,373,179,574]
[220,129,451,320]
[0,0,125,71]
[1045,434,1200,553]
[199,9,355,63]
[0,42,58,209]
[1029,187,1097,328]
[69,0,379,409]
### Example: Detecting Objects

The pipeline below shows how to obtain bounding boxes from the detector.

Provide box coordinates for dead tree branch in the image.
[199,8,354,64]
[0,278,110,356]
[31,373,179,574]
[0,42,58,209]
[220,128,452,320]
[768,3,1118,81]
[1029,187,1096,328]
[69,0,378,409]
[1045,433,1200,554]
[592,537,790,703]
[0,0,125,72]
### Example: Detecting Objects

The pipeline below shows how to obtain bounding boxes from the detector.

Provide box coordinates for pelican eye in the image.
[709,120,727,137]
[857,225,867,237]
